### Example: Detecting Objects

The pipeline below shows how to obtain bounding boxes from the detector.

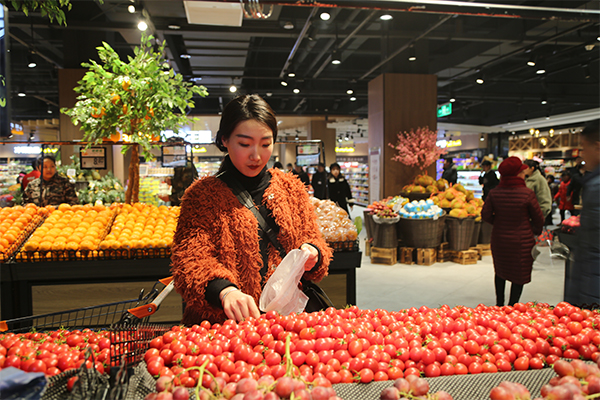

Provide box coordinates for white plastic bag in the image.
[259,249,309,315]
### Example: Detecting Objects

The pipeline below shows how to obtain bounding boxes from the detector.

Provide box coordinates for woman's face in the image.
[331,168,340,177]
[42,159,56,181]
[223,119,273,177]
[525,166,535,176]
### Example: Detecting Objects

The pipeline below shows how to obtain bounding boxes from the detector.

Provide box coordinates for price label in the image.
[80,147,107,169]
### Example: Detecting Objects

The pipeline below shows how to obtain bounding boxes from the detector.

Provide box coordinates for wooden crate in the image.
[451,249,479,265]
[416,248,437,266]
[371,247,397,265]
[476,243,491,250]
[470,247,483,260]
[476,243,492,256]
[437,242,450,262]
[399,247,415,265]
[365,239,372,257]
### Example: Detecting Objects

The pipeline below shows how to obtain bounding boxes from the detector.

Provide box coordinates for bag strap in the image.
[217,171,287,259]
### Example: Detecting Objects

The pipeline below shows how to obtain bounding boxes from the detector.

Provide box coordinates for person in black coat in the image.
[311,162,328,200]
[328,163,354,215]
[441,157,458,185]
[295,164,310,187]
[567,162,586,216]
[479,160,499,201]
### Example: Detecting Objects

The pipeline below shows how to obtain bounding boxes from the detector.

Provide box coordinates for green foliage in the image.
[0,0,77,26]
[78,172,125,205]
[61,34,208,160]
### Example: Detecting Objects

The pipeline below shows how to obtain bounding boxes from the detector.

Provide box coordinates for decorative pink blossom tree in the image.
[388,126,447,171]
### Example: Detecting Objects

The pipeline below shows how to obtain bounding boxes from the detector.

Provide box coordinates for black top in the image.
[311,170,328,200]
[442,165,458,185]
[328,174,353,214]
[205,156,277,308]
[479,170,499,201]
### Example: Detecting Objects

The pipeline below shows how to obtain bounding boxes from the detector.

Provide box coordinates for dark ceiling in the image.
[5,0,600,129]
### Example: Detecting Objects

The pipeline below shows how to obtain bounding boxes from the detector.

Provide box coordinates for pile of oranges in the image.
[99,203,179,251]
[20,203,114,254]
[0,204,47,260]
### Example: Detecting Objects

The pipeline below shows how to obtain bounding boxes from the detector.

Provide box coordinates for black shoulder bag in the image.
[217,171,334,313]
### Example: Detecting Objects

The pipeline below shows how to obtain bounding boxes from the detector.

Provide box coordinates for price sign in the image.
[296,144,320,155]
[79,147,107,170]
[162,145,189,167]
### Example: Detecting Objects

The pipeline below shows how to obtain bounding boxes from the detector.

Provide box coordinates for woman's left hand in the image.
[300,243,319,271]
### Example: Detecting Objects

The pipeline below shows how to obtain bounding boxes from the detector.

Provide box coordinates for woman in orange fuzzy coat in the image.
[171,95,332,325]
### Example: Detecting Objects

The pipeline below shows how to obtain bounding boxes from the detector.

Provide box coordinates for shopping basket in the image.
[0,277,176,333]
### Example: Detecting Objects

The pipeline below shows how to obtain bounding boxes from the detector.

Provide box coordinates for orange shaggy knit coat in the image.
[171,168,333,325]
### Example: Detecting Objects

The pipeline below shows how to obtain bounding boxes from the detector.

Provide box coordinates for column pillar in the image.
[307,119,336,167]
[368,73,437,200]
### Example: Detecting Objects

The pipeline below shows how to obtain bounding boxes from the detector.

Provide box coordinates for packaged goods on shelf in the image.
[338,156,369,206]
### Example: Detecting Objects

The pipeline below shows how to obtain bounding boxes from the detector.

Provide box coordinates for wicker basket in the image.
[479,221,493,244]
[470,220,482,248]
[446,217,476,251]
[363,210,376,240]
[373,222,398,248]
[398,213,446,248]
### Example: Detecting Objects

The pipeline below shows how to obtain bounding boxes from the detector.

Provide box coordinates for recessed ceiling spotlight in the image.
[281,80,288,87]
[449,97,456,103]
[180,54,191,59]
[536,68,546,74]
[476,77,484,84]
[380,14,393,20]
[347,89,353,95]
[349,96,357,101]
[128,4,136,13]
[168,24,181,30]
[331,50,341,65]
[283,21,294,30]
[137,20,148,31]
[293,88,300,94]
[527,59,535,67]
[597,36,600,41]
[229,84,237,93]
[288,72,296,78]
[266,92,272,97]
[18,92,26,97]
[320,12,330,21]
[541,99,547,105]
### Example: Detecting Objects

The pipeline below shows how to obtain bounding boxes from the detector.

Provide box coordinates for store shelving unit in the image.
[338,156,369,207]
[194,156,222,177]
[456,170,485,199]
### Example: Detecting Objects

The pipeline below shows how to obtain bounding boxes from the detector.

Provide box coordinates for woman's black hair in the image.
[580,119,599,143]
[42,155,57,165]
[523,159,539,170]
[273,161,283,169]
[214,94,277,152]
[330,162,341,170]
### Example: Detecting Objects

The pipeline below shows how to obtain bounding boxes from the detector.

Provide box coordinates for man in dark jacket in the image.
[567,162,586,216]
[565,120,599,306]
[311,162,328,199]
[479,160,499,201]
[441,157,458,185]
[295,164,310,187]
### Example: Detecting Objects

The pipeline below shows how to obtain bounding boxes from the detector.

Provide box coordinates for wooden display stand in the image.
[476,243,492,257]
[437,242,450,262]
[365,239,372,257]
[399,247,415,265]
[371,247,397,265]
[416,248,437,266]
[470,247,483,260]
[450,249,479,265]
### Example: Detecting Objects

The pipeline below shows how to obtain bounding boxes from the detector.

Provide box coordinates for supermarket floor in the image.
[348,206,566,311]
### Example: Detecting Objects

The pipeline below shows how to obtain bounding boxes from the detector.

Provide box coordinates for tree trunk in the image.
[124,144,140,204]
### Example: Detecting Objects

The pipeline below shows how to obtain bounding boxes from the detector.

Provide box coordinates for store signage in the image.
[162,145,188,167]
[10,123,24,135]
[297,144,320,155]
[80,147,107,169]
[192,146,207,153]
[14,146,42,154]
[436,139,462,148]
[335,146,355,153]
[437,102,452,118]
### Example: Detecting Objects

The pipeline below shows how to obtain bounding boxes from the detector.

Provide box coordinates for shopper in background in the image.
[523,159,552,219]
[479,160,499,201]
[171,94,332,325]
[23,156,78,206]
[328,162,354,215]
[441,157,458,185]
[295,163,310,187]
[546,174,559,225]
[158,158,199,207]
[481,156,544,306]
[554,171,574,223]
[286,163,296,174]
[21,158,42,192]
[567,162,587,216]
[311,162,328,200]
[566,120,599,306]
[273,161,283,170]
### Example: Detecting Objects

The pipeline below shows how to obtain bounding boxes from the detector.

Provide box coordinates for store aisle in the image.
[348,206,566,311]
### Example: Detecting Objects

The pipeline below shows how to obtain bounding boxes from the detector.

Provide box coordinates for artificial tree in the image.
[62,34,208,203]
[0,0,75,25]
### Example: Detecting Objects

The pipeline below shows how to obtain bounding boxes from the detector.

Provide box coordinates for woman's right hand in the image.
[221,288,260,322]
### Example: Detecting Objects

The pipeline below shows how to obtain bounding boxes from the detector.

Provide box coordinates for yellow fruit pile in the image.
[431,184,484,219]
[0,204,44,259]
[310,198,358,242]
[402,175,448,194]
[99,203,179,250]
[21,203,113,253]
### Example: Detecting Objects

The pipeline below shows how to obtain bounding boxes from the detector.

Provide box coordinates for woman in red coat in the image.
[171,95,332,325]
[554,171,574,222]
[481,157,545,306]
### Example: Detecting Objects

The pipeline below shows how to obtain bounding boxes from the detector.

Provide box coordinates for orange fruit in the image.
[79,240,95,251]
[24,240,39,251]
[38,241,53,252]
[0,238,10,248]
[52,241,66,251]
[4,232,17,244]
[66,241,79,251]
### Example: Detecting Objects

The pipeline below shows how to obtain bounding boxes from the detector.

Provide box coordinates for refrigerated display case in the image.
[338,156,369,207]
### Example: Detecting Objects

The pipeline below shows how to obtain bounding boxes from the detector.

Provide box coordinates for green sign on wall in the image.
[437,102,452,118]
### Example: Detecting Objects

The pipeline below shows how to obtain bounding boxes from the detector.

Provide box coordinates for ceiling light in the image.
[283,21,294,30]
[27,53,36,68]
[350,96,357,101]
[480,134,485,142]
[137,20,148,31]
[47,106,52,114]
[583,64,591,79]
[380,14,393,20]
[293,88,300,94]
[295,134,299,140]
[288,72,296,78]
[320,12,330,21]
[527,58,535,67]
[536,68,546,75]
[266,92,272,97]
[585,44,595,51]
[529,128,535,135]
[229,84,237,93]
[408,46,416,62]
[128,4,136,13]
[524,119,528,123]
[597,36,600,41]
[476,77,484,84]
[408,55,417,62]
[168,24,181,30]
[280,80,288,87]
[344,134,349,141]
[346,89,353,95]
[549,129,554,137]
[449,97,456,103]
[180,54,191,59]
[18,91,26,97]
[337,136,342,143]
[541,99,547,105]
[331,50,341,65]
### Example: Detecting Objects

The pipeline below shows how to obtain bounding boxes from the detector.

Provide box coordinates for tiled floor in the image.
[349,206,566,311]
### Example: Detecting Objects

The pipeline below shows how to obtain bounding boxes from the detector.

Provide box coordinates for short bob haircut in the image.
[214,94,278,152]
